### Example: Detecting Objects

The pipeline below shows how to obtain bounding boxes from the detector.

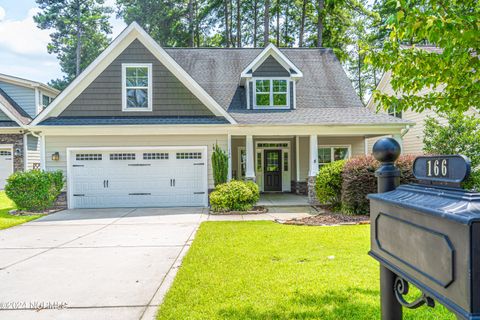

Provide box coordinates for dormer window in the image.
[254,79,289,109]
[122,63,152,111]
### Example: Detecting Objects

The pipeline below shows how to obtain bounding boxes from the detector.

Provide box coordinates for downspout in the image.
[29,130,45,171]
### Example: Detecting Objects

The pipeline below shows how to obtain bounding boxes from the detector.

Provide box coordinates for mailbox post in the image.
[369,137,480,320]
[372,138,402,320]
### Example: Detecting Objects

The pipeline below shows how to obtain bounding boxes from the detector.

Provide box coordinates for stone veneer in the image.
[291,181,308,195]
[307,176,320,205]
[0,134,24,172]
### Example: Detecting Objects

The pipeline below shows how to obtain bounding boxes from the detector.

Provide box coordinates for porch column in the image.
[245,135,256,180]
[307,134,319,204]
[308,134,319,177]
[227,134,232,181]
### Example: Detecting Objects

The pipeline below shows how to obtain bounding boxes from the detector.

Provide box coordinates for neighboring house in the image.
[29,22,411,209]
[366,46,479,155]
[0,74,59,189]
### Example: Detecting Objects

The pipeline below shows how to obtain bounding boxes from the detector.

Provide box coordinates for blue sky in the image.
[0,0,125,84]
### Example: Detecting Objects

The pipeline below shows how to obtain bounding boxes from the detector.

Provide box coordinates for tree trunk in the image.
[195,0,200,47]
[224,0,230,47]
[230,0,234,47]
[75,0,82,76]
[317,0,325,47]
[284,1,288,46]
[188,0,195,47]
[236,0,241,47]
[253,0,258,47]
[358,45,363,103]
[299,0,307,47]
[276,0,280,46]
[264,0,270,46]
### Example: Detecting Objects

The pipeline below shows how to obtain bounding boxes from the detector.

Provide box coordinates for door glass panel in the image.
[240,149,246,177]
[257,152,262,171]
[266,152,280,172]
[283,152,288,171]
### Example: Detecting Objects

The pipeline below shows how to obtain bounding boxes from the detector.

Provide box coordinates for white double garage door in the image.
[68,147,208,209]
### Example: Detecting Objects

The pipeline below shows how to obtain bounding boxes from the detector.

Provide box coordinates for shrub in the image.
[210,180,260,212]
[315,160,346,210]
[341,155,417,215]
[211,143,228,186]
[5,170,64,212]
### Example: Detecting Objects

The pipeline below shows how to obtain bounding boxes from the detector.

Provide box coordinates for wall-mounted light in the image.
[14,148,22,157]
[52,152,60,161]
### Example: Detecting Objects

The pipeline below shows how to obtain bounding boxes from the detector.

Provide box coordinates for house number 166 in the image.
[426,159,448,177]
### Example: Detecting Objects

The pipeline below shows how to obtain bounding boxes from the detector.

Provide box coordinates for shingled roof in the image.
[0,87,31,126]
[165,48,410,125]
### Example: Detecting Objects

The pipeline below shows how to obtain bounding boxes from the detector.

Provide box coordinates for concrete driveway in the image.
[0,207,206,320]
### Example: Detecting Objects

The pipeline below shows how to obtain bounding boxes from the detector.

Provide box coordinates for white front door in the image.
[0,148,13,190]
[69,148,207,209]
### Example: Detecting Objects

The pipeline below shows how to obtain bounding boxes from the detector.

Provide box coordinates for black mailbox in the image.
[368,138,480,320]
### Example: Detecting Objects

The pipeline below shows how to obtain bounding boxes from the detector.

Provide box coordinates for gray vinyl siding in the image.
[252,56,290,77]
[0,109,10,121]
[0,81,36,117]
[26,134,40,170]
[60,40,214,117]
[248,81,253,107]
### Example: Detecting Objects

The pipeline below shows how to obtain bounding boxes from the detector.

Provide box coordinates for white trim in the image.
[253,78,290,109]
[31,22,237,125]
[292,81,297,109]
[227,133,232,181]
[23,134,28,170]
[0,101,24,126]
[121,63,153,112]
[246,80,250,110]
[66,145,209,209]
[295,136,300,181]
[317,145,352,165]
[40,134,45,170]
[308,134,319,177]
[245,135,255,179]
[240,43,303,78]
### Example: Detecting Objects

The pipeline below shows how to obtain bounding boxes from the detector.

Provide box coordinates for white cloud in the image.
[0,7,50,56]
[0,6,5,21]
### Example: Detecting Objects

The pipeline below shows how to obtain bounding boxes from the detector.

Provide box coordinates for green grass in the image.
[0,191,42,230]
[157,221,455,320]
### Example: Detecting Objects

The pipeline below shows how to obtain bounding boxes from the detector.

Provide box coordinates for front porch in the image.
[228,133,393,203]
[257,193,309,206]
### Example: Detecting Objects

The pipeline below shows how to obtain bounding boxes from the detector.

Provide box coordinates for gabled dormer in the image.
[241,44,303,110]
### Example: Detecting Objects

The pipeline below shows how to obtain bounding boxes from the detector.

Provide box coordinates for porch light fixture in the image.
[14,148,22,157]
[52,152,60,161]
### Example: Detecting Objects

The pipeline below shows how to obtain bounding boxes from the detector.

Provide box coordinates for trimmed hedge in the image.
[5,170,64,212]
[315,160,346,210]
[210,180,260,212]
[341,155,417,215]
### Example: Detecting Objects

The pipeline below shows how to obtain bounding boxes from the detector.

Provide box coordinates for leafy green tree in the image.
[367,0,480,114]
[35,0,112,90]
[423,111,480,190]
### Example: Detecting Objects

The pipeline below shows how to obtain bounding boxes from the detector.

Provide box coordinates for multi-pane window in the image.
[76,154,102,161]
[42,95,52,108]
[387,106,402,118]
[143,153,169,160]
[0,150,12,156]
[318,147,350,167]
[176,152,202,160]
[123,64,152,111]
[110,153,136,160]
[254,79,288,108]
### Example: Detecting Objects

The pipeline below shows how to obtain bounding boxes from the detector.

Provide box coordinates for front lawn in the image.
[157,222,455,320]
[0,191,41,230]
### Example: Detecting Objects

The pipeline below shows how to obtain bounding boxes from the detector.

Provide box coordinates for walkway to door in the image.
[257,193,309,206]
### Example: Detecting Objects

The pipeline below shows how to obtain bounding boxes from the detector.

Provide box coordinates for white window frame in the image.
[253,77,290,110]
[122,63,153,112]
[318,145,352,166]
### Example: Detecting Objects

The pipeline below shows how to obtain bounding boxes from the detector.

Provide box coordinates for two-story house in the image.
[27,22,411,209]
[0,73,59,189]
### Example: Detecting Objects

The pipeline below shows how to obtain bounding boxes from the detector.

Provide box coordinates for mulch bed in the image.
[282,206,369,226]
[8,208,64,216]
[209,206,268,215]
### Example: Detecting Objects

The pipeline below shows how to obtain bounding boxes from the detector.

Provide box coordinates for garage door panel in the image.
[70,148,207,209]
[0,149,13,190]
